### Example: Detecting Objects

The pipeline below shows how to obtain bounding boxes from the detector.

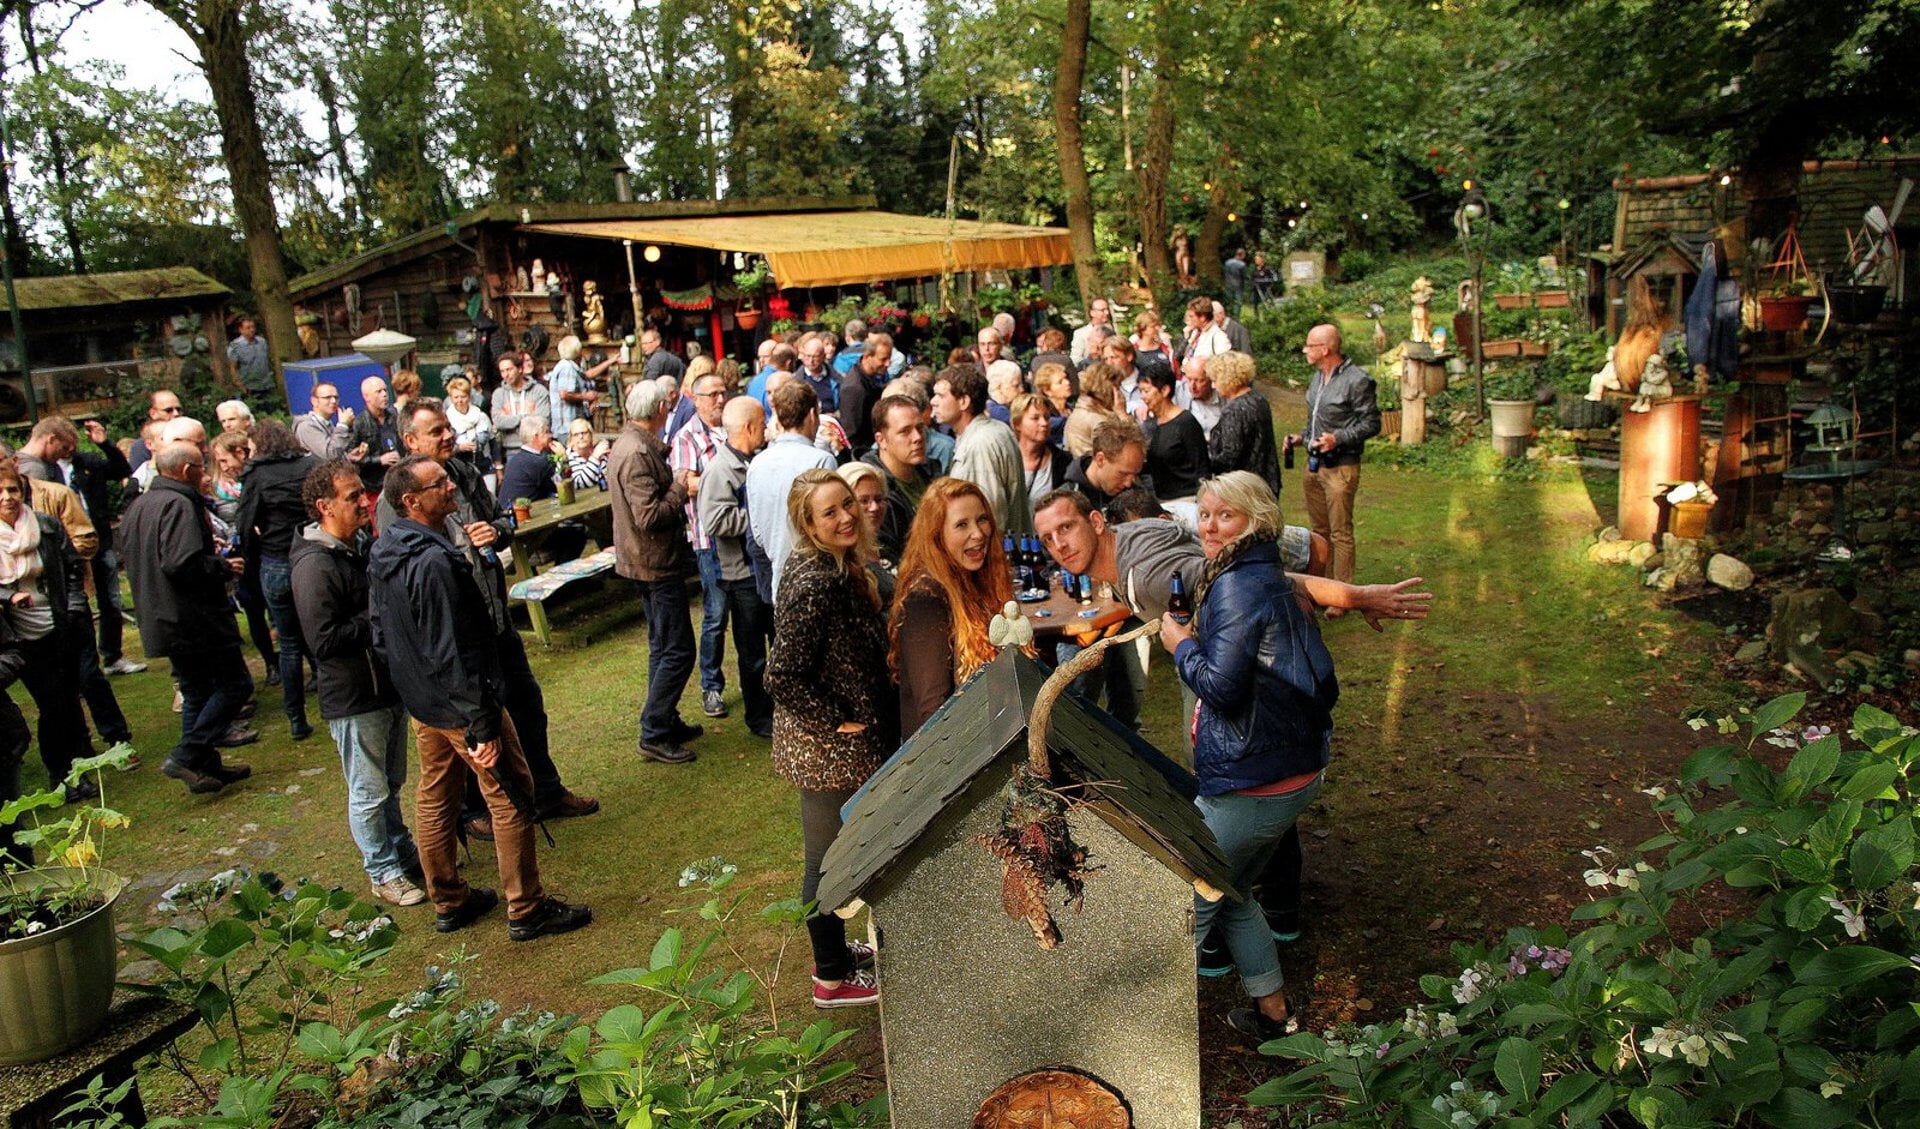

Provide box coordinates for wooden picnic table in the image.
[1017,575,1132,644]
[506,490,616,645]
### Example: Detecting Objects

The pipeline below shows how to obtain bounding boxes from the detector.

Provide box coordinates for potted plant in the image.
[552,449,575,506]
[1017,282,1050,311]
[512,497,533,522]
[732,261,772,330]
[1,749,135,1064]
[1377,375,1403,441]
[1757,276,1817,331]
[1484,367,1540,456]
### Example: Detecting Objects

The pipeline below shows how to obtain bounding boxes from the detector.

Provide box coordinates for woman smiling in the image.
[889,478,1014,739]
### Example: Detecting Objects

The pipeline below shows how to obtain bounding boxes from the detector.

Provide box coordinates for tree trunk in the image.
[0,74,32,274]
[1195,145,1235,291]
[311,64,365,231]
[1136,3,1177,301]
[17,6,86,272]
[1053,0,1100,306]
[152,0,299,393]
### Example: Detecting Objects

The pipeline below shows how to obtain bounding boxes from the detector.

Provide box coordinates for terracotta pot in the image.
[1758,296,1813,332]
[1669,500,1712,540]
[513,504,532,522]
[1481,338,1526,358]
[1493,293,1531,310]
[1534,289,1570,309]
[735,308,762,330]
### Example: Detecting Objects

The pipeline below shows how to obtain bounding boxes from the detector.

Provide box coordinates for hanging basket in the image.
[1825,285,1886,325]
[1757,296,1813,332]
[735,308,762,330]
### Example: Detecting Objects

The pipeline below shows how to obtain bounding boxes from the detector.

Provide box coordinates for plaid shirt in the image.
[668,414,725,550]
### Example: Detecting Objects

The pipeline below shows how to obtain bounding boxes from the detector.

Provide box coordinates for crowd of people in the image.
[1,291,1430,1036]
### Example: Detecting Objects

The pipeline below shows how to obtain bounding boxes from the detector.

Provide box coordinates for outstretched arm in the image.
[1287,573,1433,632]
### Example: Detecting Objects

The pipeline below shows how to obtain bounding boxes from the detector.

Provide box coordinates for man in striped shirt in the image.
[668,371,732,720]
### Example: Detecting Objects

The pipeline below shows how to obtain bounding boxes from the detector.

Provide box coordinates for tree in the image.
[145,0,300,378]
[1054,0,1100,304]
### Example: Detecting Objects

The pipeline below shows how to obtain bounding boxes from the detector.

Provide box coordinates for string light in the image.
[642,245,662,262]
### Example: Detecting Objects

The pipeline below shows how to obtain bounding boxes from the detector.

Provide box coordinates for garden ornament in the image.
[1585,345,1621,402]
[988,601,1035,650]
[1409,276,1435,343]
[1629,352,1674,413]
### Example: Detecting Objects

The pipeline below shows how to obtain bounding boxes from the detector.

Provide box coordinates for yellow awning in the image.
[522,211,1071,290]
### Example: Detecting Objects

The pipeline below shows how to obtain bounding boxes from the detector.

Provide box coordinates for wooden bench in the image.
[507,546,618,647]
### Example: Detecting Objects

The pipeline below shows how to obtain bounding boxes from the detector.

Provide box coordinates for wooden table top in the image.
[511,490,613,537]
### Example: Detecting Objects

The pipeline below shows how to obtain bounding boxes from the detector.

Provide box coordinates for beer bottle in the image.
[1167,570,1192,625]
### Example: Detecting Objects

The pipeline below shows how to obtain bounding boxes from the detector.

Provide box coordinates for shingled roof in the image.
[817,649,1236,913]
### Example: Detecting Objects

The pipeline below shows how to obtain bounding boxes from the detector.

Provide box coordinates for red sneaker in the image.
[812,968,879,1009]
[845,939,876,970]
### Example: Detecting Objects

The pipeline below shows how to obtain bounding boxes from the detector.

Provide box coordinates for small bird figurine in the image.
[988,601,1035,649]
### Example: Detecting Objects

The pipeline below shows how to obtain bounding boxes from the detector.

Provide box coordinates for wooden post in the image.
[1617,394,1703,541]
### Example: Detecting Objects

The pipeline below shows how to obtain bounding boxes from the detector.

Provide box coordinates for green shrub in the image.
[1249,292,1342,384]
[1249,694,1920,1129]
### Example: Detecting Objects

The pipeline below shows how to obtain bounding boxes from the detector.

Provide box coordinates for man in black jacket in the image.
[368,455,590,942]
[377,402,598,831]
[118,441,253,795]
[232,422,316,739]
[290,460,425,909]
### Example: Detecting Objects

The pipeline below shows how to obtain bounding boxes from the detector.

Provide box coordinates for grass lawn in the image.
[24,391,1736,1116]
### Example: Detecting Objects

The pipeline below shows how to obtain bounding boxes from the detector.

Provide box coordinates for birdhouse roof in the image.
[817,650,1237,912]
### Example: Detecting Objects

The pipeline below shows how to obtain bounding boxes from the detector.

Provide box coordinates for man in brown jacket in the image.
[609,378,701,764]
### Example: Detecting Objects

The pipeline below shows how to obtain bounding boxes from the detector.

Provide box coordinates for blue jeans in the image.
[329,704,419,884]
[171,645,251,772]
[259,555,307,724]
[632,577,695,742]
[90,549,126,663]
[695,547,729,694]
[1193,776,1324,1000]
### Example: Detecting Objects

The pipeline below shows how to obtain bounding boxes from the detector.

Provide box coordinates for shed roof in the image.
[11,267,229,312]
[286,195,880,300]
[817,650,1235,913]
[523,211,1072,289]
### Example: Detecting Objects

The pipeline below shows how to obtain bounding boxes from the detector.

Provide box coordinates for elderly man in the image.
[227,317,276,404]
[861,395,932,561]
[1180,354,1225,437]
[667,371,732,719]
[369,455,592,942]
[1070,296,1115,364]
[696,395,773,739]
[347,376,401,489]
[499,416,562,505]
[794,334,838,412]
[975,327,1011,373]
[294,382,356,458]
[491,355,551,458]
[120,441,255,794]
[609,379,702,764]
[934,363,1030,535]
[215,400,255,434]
[745,381,836,601]
[1300,324,1380,595]
[984,360,1024,425]
[291,459,425,908]
[833,319,868,374]
[1213,300,1253,355]
[639,328,686,385]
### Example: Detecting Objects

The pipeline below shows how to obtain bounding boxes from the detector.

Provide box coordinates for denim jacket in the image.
[1174,541,1338,795]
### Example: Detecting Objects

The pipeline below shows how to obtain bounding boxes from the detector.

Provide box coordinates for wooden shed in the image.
[0,267,232,425]
[286,197,1072,396]
[817,649,1234,1129]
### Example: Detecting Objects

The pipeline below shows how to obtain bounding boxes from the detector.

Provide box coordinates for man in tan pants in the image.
[1300,325,1380,612]
[367,455,591,942]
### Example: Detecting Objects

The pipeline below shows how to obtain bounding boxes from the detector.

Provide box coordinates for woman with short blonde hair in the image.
[1065,360,1126,457]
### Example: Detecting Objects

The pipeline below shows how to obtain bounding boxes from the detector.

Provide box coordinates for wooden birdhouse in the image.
[817,648,1235,1129]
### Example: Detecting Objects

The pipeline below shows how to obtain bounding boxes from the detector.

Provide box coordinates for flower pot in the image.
[1520,340,1550,358]
[1668,499,1712,540]
[1481,338,1526,359]
[1380,409,1402,439]
[1758,296,1813,332]
[1493,293,1531,310]
[1534,289,1571,309]
[513,504,532,523]
[1825,285,1886,325]
[0,868,125,1065]
[556,479,575,506]
[1489,399,1535,458]
[1557,396,1617,430]
[734,308,762,330]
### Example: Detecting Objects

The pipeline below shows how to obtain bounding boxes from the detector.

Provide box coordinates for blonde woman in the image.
[1205,351,1281,494]
[1064,360,1126,457]
[444,377,495,467]
[763,468,896,1009]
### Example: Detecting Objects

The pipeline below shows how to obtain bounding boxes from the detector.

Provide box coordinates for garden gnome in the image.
[1629,352,1673,414]
[1409,276,1435,344]
[1585,345,1622,401]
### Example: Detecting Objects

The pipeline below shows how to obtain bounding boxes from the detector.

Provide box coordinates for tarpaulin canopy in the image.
[522,211,1071,290]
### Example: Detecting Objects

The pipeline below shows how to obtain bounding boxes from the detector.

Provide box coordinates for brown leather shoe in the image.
[540,792,600,819]
[462,815,495,842]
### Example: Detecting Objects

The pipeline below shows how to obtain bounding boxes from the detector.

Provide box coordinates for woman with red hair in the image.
[889,478,1016,739]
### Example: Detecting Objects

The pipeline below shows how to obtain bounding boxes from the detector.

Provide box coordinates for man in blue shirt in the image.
[227,318,277,407]
[744,380,834,601]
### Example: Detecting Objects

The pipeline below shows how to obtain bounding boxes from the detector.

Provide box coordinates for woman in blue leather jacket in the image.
[1158,470,1338,1039]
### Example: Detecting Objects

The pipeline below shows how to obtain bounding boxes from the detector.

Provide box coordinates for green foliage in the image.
[1,744,137,936]
[1250,695,1920,1129]
[124,870,399,1098]
[567,857,883,1129]
[1248,292,1343,384]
